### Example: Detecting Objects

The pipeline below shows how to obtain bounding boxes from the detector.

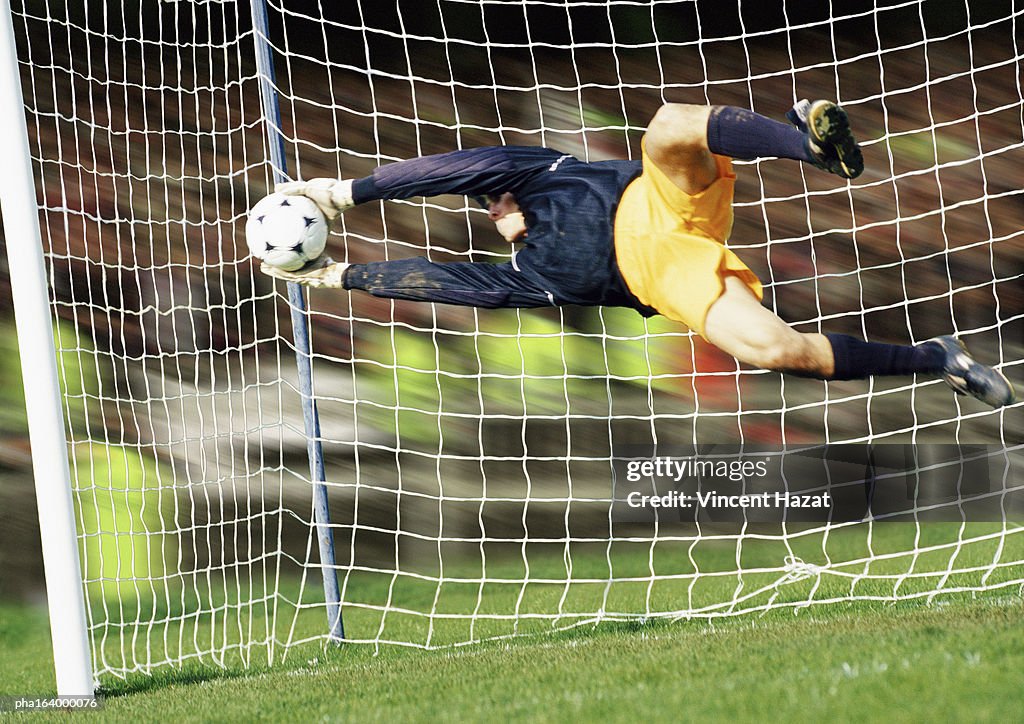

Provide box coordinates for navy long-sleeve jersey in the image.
[349,146,653,312]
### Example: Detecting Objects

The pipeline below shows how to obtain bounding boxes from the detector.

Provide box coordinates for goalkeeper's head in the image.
[483,192,527,243]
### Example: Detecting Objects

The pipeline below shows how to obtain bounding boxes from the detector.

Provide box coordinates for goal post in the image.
[4,0,1022,693]
[0,0,93,697]
[249,0,344,644]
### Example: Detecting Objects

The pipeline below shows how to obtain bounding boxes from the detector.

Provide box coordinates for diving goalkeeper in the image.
[262,100,1014,408]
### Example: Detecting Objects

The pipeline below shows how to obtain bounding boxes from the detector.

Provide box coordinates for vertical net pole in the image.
[250,0,343,641]
[0,0,95,694]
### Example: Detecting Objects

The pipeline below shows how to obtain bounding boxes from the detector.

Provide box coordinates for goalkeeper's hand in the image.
[275,178,354,222]
[260,255,349,289]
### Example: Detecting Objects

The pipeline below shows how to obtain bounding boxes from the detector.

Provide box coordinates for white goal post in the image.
[3,0,1021,695]
[0,0,92,697]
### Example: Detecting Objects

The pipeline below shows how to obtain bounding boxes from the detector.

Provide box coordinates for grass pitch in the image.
[3,591,1022,721]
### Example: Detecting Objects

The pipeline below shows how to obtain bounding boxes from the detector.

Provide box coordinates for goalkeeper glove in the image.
[275,178,355,221]
[260,255,350,289]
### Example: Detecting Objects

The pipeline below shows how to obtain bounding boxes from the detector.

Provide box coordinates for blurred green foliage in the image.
[0,318,94,436]
[73,441,173,604]
[0,318,174,603]
[0,320,30,438]
[353,307,687,448]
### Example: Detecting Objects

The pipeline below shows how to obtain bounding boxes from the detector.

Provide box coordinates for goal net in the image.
[8,0,1022,684]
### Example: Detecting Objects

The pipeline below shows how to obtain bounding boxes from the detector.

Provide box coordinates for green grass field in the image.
[3,595,1022,722]
[3,522,1023,722]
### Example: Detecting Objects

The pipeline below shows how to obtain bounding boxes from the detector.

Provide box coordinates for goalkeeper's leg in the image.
[703,276,1014,407]
[644,100,863,187]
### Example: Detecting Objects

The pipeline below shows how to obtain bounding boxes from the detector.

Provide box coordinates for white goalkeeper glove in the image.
[260,255,350,289]
[275,178,355,222]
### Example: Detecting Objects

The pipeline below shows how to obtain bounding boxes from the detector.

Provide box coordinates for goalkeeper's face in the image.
[487,192,527,243]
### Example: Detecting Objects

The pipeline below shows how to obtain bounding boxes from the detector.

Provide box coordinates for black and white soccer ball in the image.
[245,192,328,271]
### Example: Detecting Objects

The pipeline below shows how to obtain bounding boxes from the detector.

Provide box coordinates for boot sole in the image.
[809,102,864,179]
[938,337,1016,408]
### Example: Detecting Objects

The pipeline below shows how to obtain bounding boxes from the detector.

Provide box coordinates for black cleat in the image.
[929,335,1015,408]
[787,99,864,179]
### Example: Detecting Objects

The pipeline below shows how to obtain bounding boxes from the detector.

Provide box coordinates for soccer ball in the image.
[245,192,328,271]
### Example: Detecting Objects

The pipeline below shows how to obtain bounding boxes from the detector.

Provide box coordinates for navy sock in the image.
[826,334,945,381]
[706,106,814,162]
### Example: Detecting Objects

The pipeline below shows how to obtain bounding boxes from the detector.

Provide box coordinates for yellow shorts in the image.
[614,143,763,338]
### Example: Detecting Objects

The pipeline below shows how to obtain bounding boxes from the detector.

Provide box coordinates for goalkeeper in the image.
[263,100,1014,408]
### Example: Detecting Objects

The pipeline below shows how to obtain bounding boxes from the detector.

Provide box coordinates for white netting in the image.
[8,0,1022,680]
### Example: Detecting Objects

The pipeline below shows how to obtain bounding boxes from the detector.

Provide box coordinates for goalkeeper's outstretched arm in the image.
[262,147,545,289]
[276,146,562,220]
